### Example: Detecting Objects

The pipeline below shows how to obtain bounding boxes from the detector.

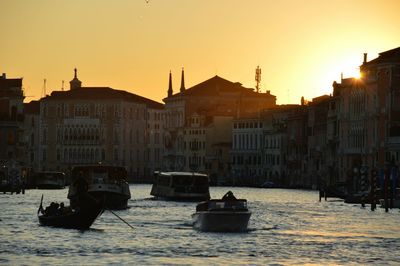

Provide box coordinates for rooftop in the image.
[44,87,164,109]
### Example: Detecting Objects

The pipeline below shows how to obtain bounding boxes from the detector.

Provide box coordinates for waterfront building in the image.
[231,116,264,185]
[359,47,400,168]
[325,92,340,186]
[163,70,276,181]
[0,73,25,163]
[286,104,308,187]
[23,101,40,178]
[262,105,300,187]
[38,69,164,182]
[306,95,330,189]
[332,77,374,186]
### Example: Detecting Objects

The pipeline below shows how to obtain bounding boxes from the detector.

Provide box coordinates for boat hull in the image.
[68,182,131,210]
[38,204,103,230]
[36,183,65,189]
[192,211,251,232]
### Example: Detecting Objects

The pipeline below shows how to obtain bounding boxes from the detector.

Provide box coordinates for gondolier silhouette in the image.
[74,171,89,207]
[75,171,88,194]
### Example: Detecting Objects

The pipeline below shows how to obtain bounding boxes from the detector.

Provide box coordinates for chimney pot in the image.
[363,53,367,64]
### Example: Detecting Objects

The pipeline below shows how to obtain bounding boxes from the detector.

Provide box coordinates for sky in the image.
[1,0,399,104]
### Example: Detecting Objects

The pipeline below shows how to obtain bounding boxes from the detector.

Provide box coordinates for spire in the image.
[180,67,185,93]
[70,68,82,90]
[167,71,173,97]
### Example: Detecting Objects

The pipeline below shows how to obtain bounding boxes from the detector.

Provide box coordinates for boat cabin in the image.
[151,171,210,200]
[34,171,65,189]
[70,165,127,185]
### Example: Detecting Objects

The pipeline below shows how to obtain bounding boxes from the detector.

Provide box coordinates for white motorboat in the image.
[192,191,251,232]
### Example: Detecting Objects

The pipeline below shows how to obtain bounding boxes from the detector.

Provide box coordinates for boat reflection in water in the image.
[68,165,131,210]
[192,191,251,232]
[151,171,210,201]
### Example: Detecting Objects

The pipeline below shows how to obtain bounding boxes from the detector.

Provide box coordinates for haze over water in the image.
[1,185,399,265]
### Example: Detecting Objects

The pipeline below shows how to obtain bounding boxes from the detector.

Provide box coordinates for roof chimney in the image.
[363,53,367,64]
[2,73,6,79]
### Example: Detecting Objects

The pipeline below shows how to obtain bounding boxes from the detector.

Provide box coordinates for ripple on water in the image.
[1,185,400,265]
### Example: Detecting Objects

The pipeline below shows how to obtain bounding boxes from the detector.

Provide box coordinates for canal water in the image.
[1,185,399,265]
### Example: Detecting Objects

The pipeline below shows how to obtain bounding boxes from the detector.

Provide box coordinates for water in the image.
[1,185,399,265]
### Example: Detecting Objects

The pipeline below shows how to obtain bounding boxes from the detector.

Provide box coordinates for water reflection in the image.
[0,185,399,265]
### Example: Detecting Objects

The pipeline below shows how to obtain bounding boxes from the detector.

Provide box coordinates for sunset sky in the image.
[1,0,399,104]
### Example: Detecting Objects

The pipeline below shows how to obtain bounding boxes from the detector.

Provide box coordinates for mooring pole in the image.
[384,166,389,213]
[370,169,377,211]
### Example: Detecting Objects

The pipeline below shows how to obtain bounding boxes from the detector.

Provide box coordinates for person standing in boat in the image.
[74,172,89,207]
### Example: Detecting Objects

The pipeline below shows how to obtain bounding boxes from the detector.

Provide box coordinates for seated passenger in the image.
[222,191,237,200]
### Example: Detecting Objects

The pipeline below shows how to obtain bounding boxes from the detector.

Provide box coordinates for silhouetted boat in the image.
[37,195,104,230]
[151,171,210,201]
[68,165,131,210]
[34,171,65,189]
[192,191,251,232]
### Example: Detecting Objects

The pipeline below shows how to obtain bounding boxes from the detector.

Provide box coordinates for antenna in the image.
[42,79,47,98]
[255,66,261,93]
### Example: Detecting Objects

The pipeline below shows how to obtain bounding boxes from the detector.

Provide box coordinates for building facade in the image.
[0,73,25,162]
[38,70,164,182]
[163,71,276,182]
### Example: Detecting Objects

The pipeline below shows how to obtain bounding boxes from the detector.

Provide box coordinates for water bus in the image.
[151,171,210,201]
[67,165,131,209]
[34,171,65,189]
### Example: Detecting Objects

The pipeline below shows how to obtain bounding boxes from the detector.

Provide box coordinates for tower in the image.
[167,71,173,97]
[70,68,82,90]
[255,66,261,93]
[180,67,185,93]
[42,79,47,98]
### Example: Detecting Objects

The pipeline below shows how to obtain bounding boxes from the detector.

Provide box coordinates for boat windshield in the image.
[208,200,248,210]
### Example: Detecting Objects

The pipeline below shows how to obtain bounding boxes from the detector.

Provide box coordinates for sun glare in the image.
[354,71,361,79]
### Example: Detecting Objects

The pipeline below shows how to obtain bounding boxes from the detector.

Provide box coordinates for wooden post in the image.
[390,166,397,209]
[360,166,367,208]
[370,169,377,211]
[384,166,389,213]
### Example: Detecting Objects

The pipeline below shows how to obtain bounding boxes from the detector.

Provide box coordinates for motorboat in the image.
[68,165,131,210]
[192,191,251,232]
[34,171,65,189]
[151,171,210,201]
[37,195,104,230]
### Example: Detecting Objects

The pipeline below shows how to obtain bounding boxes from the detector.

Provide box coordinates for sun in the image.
[353,70,362,79]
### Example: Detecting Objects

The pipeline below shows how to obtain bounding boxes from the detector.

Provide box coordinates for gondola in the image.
[37,195,104,230]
